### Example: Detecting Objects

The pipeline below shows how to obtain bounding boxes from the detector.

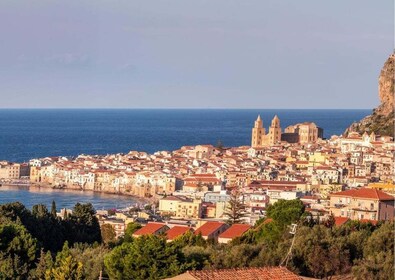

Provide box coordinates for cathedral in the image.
[251,115,323,147]
[251,115,281,147]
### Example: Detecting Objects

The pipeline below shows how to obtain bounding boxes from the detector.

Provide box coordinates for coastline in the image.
[30,183,156,204]
[1,183,154,208]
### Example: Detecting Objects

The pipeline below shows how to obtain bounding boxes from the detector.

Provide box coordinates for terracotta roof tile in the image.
[187,267,302,280]
[195,221,226,237]
[334,216,350,226]
[218,224,251,239]
[330,188,394,201]
[133,223,168,236]
[166,226,192,240]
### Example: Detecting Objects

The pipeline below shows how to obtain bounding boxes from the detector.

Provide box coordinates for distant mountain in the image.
[345,54,394,136]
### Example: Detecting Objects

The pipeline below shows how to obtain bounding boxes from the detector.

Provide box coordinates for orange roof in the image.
[334,216,350,226]
[330,188,394,201]
[195,221,226,237]
[263,218,273,224]
[166,226,192,240]
[187,267,302,280]
[218,224,251,239]
[359,219,379,225]
[133,223,167,236]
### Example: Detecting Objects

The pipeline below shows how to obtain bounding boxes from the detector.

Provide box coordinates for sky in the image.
[0,0,393,109]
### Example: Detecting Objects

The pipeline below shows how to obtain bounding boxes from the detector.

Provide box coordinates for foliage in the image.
[266,199,305,230]
[352,222,394,280]
[123,222,142,243]
[69,243,110,280]
[0,201,392,279]
[223,190,247,224]
[104,235,185,280]
[101,224,116,244]
[0,222,38,279]
[65,203,102,245]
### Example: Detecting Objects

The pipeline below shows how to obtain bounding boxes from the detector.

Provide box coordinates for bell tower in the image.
[251,115,265,147]
[269,115,281,145]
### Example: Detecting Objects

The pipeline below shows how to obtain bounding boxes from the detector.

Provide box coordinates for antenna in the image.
[280,223,298,267]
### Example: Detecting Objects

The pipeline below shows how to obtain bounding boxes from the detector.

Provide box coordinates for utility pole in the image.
[280,223,298,267]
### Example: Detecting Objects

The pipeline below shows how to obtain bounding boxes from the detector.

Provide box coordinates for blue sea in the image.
[0,109,369,163]
[0,109,369,209]
[0,185,141,210]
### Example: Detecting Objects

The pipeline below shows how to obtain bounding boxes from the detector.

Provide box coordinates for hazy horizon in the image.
[0,1,393,109]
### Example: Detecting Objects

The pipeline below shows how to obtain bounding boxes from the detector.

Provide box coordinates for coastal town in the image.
[1,115,394,242]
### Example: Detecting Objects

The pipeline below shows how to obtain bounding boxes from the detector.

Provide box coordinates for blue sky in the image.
[0,0,393,109]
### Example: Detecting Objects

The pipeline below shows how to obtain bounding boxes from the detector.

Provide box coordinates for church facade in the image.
[251,115,282,147]
[251,115,323,147]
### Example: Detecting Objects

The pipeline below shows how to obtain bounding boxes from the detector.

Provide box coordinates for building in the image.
[251,115,281,147]
[166,267,303,280]
[99,218,126,238]
[283,122,323,144]
[0,162,21,179]
[133,222,169,237]
[329,188,394,221]
[159,196,202,219]
[218,224,251,244]
[165,226,192,242]
[194,221,228,240]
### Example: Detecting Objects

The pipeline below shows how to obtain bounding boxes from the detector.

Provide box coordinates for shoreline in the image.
[1,183,155,206]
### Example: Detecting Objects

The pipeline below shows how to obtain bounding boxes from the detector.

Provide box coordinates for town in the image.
[0,115,394,243]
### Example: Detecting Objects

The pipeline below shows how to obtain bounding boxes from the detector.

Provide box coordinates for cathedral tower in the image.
[268,115,281,145]
[251,115,265,147]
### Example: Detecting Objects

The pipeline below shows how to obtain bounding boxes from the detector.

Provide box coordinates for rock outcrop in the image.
[345,54,394,136]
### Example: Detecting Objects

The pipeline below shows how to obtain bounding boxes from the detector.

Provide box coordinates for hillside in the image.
[345,54,394,136]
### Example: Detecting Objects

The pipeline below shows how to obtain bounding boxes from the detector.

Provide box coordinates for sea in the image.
[0,109,369,209]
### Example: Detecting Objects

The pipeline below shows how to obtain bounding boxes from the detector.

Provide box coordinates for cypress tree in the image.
[51,201,57,218]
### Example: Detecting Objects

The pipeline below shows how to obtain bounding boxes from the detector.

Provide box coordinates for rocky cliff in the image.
[345,54,394,136]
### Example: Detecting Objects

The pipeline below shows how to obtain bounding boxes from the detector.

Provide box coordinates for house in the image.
[159,196,202,219]
[194,221,228,240]
[334,216,350,227]
[132,222,169,237]
[99,218,126,238]
[166,267,302,280]
[218,224,251,244]
[166,226,193,242]
[329,188,394,221]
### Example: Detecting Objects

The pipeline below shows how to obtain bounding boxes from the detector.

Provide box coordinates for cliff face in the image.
[345,54,394,136]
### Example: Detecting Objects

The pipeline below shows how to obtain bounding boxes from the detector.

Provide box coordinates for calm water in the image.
[0,109,369,163]
[0,109,369,209]
[0,185,142,210]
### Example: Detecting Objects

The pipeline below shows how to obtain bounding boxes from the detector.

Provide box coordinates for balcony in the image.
[352,207,376,212]
[334,203,346,209]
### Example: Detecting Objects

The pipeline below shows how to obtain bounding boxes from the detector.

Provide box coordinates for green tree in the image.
[266,199,305,229]
[51,201,57,218]
[31,249,53,280]
[123,222,142,243]
[50,255,83,280]
[290,225,351,279]
[65,203,101,244]
[70,244,109,280]
[47,242,83,280]
[352,222,394,280]
[224,190,247,224]
[104,235,184,280]
[0,222,38,279]
[101,224,116,244]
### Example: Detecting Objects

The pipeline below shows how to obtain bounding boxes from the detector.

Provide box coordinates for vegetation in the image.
[223,190,247,224]
[0,200,393,280]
